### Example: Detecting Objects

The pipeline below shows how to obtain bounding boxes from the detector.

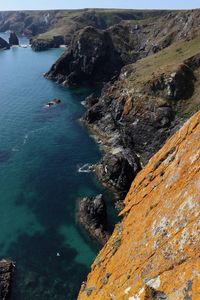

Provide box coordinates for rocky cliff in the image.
[81,30,200,200]
[45,9,200,86]
[78,111,200,300]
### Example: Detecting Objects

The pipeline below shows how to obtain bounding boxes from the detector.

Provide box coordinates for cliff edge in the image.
[78,111,200,300]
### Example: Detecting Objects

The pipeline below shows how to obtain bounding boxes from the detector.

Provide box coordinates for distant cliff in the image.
[78,111,200,300]
[0,9,169,51]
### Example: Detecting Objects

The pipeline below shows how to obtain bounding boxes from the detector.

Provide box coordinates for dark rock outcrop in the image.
[9,32,19,46]
[30,35,64,51]
[84,93,99,108]
[95,153,141,200]
[45,26,123,86]
[77,194,110,245]
[0,37,10,50]
[0,259,14,300]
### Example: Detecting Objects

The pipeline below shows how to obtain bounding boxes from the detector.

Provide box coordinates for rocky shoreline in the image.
[45,9,200,243]
[77,194,110,245]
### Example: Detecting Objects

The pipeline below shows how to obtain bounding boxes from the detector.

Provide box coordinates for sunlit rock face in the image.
[78,111,200,300]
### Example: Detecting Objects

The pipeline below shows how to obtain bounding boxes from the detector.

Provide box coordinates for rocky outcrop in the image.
[0,259,14,300]
[0,37,10,49]
[45,26,123,86]
[77,194,110,245]
[95,153,141,200]
[9,32,19,46]
[78,111,200,300]
[30,35,64,51]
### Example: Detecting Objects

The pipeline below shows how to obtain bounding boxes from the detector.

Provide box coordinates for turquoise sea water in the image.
[0,34,114,299]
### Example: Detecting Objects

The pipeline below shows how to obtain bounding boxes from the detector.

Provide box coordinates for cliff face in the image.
[78,111,200,300]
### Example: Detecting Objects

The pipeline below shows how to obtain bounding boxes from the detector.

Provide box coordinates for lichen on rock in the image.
[78,111,200,300]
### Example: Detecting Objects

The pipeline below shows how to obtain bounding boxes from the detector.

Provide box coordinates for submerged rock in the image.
[77,194,110,245]
[9,32,19,46]
[0,259,14,300]
[78,111,200,300]
[0,37,10,50]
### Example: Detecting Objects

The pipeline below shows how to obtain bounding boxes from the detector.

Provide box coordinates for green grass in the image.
[36,9,170,41]
[128,34,200,84]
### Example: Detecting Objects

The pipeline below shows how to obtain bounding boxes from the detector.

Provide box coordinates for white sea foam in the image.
[23,134,29,145]
[78,163,94,173]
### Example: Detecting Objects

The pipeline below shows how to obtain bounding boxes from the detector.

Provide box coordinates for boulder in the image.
[77,194,110,245]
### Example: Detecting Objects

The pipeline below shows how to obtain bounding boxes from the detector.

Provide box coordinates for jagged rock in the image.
[9,32,19,46]
[0,37,10,50]
[0,259,14,300]
[95,153,141,200]
[77,194,110,245]
[84,93,99,108]
[30,35,64,51]
[45,26,123,86]
[78,111,200,300]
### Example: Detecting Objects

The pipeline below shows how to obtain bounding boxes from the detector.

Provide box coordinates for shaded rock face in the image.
[78,111,200,300]
[9,32,19,46]
[0,37,10,50]
[77,194,110,245]
[30,35,64,51]
[0,260,14,300]
[45,26,123,87]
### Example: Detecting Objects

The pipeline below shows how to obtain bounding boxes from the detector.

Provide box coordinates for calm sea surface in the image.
[0,33,114,300]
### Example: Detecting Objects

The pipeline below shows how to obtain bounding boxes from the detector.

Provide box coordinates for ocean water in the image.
[0,34,115,299]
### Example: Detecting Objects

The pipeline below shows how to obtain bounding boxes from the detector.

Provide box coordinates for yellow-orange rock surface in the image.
[78,111,200,300]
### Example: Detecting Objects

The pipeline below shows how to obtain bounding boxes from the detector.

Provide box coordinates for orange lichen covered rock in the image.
[78,111,200,300]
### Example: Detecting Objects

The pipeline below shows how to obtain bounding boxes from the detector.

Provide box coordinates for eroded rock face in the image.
[45,26,123,87]
[0,37,10,50]
[30,35,64,51]
[0,259,14,300]
[9,32,19,46]
[78,111,200,300]
[77,194,110,245]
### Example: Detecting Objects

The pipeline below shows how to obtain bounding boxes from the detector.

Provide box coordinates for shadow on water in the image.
[8,231,89,300]
[0,150,12,163]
